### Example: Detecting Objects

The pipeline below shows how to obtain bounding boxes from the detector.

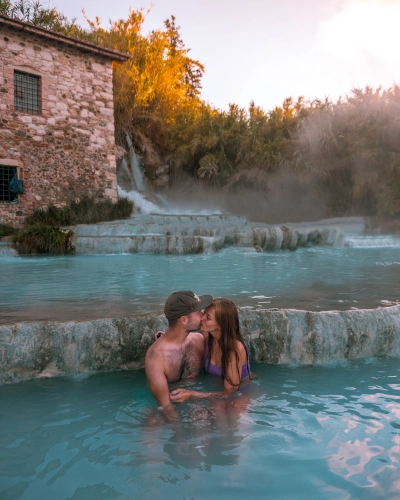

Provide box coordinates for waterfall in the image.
[116,157,137,192]
[124,130,147,192]
[0,242,18,257]
[117,187,163,215]
[129,150,146,191]
[117,130,168,215]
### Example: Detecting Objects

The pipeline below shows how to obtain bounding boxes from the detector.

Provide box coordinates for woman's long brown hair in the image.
[206,298,249,387]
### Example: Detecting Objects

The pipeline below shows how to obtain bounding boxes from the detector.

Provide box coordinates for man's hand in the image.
[171,387,227,403]
[170,388,194,403]
[154,330,165,341]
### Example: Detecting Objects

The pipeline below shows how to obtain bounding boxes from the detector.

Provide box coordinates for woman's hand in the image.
[170,388,193,403]
[154,330,165,341]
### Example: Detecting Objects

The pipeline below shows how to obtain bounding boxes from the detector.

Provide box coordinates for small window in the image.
[0,166,18,202]
[14,70,41,114]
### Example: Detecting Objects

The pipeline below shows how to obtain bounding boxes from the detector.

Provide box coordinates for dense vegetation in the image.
[2,0,400,219]
[24,196,133,226]
[13,196,133,254]
[0,223,16,238]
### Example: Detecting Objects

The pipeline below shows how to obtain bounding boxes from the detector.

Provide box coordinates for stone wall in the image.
[1,305,399,385]
[0,24,119,225]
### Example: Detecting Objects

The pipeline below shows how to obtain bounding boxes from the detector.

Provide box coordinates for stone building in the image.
[0,14,129,225]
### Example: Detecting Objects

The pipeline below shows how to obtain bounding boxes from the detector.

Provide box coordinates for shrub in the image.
[16,196,133,255]
[109,197,134,220]
[0,224,16,238]
[25,205,70,226]
[13,223,74,255]
[25,196,133,226]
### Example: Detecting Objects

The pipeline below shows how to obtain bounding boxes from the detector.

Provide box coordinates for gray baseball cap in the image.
[164,290,213,321]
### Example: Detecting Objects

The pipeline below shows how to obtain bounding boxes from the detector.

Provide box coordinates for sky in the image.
[51,0,400,111]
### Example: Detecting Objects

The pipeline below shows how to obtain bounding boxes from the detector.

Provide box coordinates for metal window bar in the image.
[0,166,18,202]
[14,71,41,114]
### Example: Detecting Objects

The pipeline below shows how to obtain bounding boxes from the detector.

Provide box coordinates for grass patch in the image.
[13,223,74,255]
[15,195,133,255]
[25,196,133,226]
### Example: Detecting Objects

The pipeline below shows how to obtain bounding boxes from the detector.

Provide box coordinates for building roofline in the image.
[0,14,130,62]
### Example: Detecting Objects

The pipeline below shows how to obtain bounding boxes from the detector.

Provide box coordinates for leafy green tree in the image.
[0,0,80,31]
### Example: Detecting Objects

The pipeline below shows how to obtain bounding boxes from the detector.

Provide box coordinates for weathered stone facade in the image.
[0,15,129,225]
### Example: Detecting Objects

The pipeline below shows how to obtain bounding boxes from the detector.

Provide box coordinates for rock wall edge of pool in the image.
[1,305,400,385]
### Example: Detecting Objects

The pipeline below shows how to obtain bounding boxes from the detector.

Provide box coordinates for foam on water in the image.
[345,235,400,247]
[0,247,18,258]
[118,187,161,214]
[118,186,223,216]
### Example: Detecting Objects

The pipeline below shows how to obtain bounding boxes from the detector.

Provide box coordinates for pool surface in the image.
[1,242,400,324]
[0,358,399,499]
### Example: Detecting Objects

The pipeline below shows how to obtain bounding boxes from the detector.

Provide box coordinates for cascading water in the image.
[0,241,17,257]
[124,130,147,193]
[117,138,222,216]
[117,186,162,215]
[113,136,353,255]
[116,129,167,215]
[116,157,136,193]
[344,235,400,247]
[81,142,352,255]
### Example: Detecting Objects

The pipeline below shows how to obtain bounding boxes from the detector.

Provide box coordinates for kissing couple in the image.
[145,290,253,411]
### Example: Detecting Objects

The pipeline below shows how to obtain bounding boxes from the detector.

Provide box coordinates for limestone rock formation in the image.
[72,216,346,255]
[1,305,399,385]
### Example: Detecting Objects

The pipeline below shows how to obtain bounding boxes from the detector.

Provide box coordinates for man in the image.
[145,290,213,409]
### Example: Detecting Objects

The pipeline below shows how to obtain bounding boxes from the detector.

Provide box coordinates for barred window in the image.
[0,166,18,202]
[14,70,41,114]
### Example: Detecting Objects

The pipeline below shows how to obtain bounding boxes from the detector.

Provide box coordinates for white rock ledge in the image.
[71,215,346,255]
[1,305,399,385]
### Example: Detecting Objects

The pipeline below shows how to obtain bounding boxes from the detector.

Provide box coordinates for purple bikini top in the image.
[204,342,251,379]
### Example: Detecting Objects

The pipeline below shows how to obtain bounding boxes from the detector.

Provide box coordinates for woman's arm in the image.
[170,343,247,402]
[223,342,247,391]
[170,388,226,403]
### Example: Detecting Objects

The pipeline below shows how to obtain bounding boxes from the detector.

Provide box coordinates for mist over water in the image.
[119,147,328,222]
[166,185,326,224]
[142,174,326,223]
[160,87,400,226]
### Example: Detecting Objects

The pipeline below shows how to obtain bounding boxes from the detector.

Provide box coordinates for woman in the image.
[170,298,252,403]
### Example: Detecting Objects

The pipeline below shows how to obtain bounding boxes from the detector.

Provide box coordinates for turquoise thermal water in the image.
[1,243,400,324]
[0,359,399,499]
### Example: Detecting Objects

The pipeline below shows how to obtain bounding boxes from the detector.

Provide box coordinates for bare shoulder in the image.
[145,339,165,372]
[235,340,248,363]
[236,341,246,354]
[145,338,160,360]
[185,331,205,348]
